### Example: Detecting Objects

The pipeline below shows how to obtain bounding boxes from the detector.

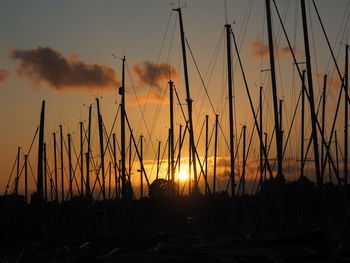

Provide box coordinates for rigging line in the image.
[308,0,321,93]
[231,29,274,178]
[184,37,230,151]
[271,0,338,177]
[184,37,216,114]
[140,11,173,112]
[28,159,37,185]
[325,1,350,72]
[312,0,350,104]
[4,155,18,194]
[125,112,150,187]
[126,62,156,155]
[10,127,40,184]
[194,29,225,117]
[225,127,243,193]
[282,90,302,158]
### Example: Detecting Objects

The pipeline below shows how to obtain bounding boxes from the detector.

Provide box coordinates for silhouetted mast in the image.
[205,115,209,195]
[301,70,306,178]
[96,98,106,199]
[169,80,175,194]
[213,114,219,193]
[68,133,72,200]
[86,105,92,197]
[259,87,263,185]
[36,101,45,199]
[120,56,128,199]
[14,147,20,195]
[140,135,144,198]
[300,0,321,186]
[24,155,28,203]
[53,133,58,201]
[345,45,348,184]
[59,125,64,202]
[242,125,246,195]
[266,0,283,178]
[43,143,47,200]
[112,133,117,199]
[80,121,84,195]
[156,141,161,180]
[174,8,198,194]
[225,23,235,197]
[321,74,327,181]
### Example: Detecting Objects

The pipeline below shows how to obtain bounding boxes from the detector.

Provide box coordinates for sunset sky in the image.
[0,0,349,197]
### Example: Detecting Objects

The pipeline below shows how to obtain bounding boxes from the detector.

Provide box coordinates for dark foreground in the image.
[1,178,350,262]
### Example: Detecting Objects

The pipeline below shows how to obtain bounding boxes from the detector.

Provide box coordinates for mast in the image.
[266,0,283,179]
[178,124,182,195]
[43,143,47,200]
[24,155,28,203]
[156,141,161,180]
[86,105,92,197]
[59,125,64,202]
[300,0,321,186]
[213,114,219,194]
[140,135,143,198]
[242,125,246,195]
[14,147,20,195]
[345,45,348,185]
[259,87,263,185]
[120,56,128,199]
[53,133,58,202]
[108,161,111,199]
[96,98,106,199]
[113,133,118,199]
[225,23,235,197]
[173,8,198,194]
[321,74,328,182]
[80,121,84,196]
[301,70,306,178]
[169,80,175,195]
[205,115,209,195]
[37,100,45,199]
[68,133,72,200]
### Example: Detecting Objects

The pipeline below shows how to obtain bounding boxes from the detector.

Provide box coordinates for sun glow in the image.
[179,171,189,181]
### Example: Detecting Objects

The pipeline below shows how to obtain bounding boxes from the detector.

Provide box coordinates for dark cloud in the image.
[0,69,10,85]
[132,60,177,90]
[9,46,120,92]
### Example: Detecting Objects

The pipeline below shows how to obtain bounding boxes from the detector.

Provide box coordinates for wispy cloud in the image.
[9,46,120,92]
[250,40,303,59]
[0,69,10,85]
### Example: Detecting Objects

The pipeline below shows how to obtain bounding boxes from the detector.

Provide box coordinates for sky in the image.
[0,0,349,198]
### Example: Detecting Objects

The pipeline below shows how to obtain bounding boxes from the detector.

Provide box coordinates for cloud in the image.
[0,69,10,85]
[250,41,269,59]
[250,40,303,59]
[132,60,177,90]
[9,46,120,92]
[128,90,168,105]
[130,60,177,105]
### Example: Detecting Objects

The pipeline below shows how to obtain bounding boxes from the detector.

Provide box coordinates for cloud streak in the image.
[250,41,303,59]
[9,46,120,92]
[0,69,10,85]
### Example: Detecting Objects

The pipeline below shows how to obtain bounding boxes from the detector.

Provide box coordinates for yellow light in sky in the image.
[179,171,189,181]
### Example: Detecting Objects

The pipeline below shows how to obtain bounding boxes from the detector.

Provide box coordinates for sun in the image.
[179,171,189,181]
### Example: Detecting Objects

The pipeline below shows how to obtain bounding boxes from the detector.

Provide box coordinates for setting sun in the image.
[179,171,189,181]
